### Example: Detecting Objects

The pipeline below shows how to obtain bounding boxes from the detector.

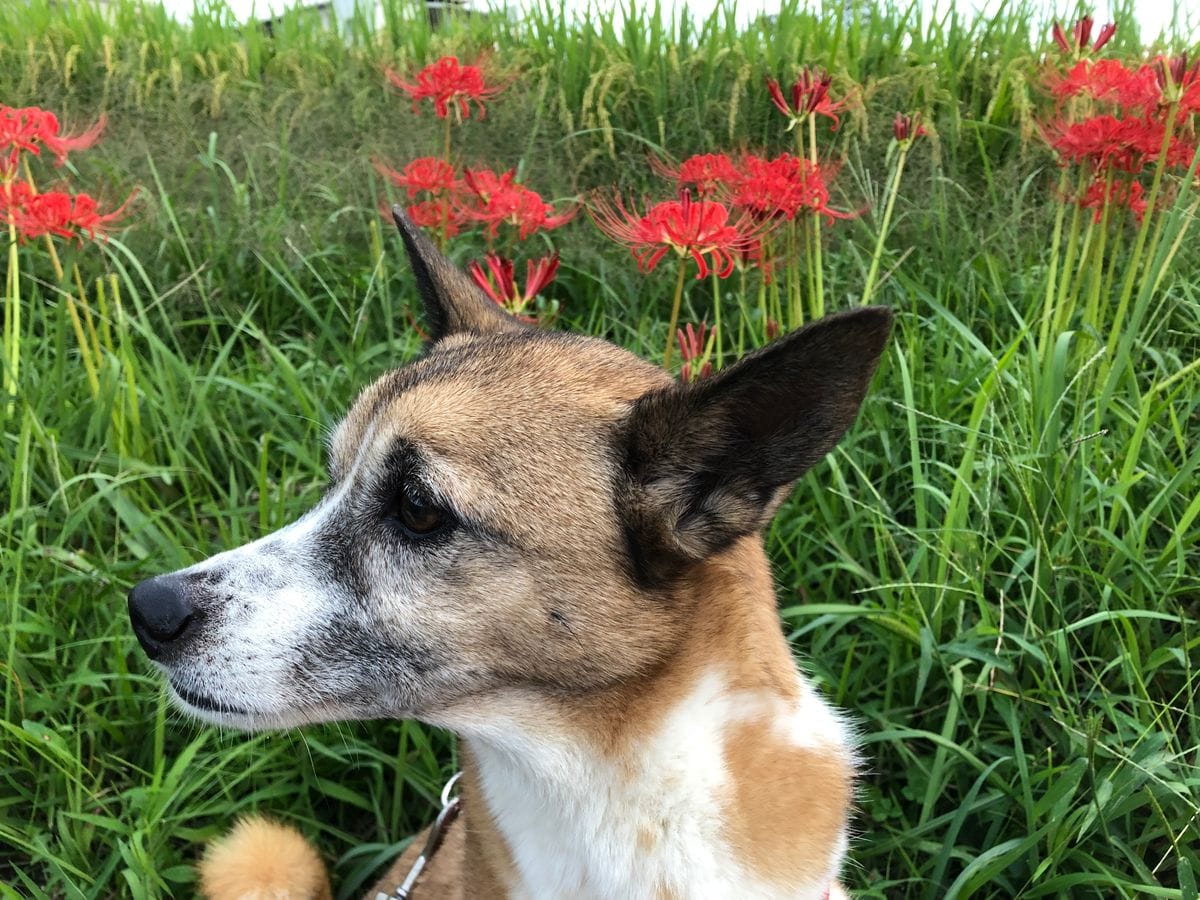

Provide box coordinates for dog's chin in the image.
[164,678,410,732]
[165,680,289,731]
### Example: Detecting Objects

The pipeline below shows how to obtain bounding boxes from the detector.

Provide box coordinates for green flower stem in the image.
[1150,196,1199,295]
[4,215,17,417]
[1079,175,1116,335]
[862,143,910,305]
[663,255,687,368]
[1104,100,1179,369]
[439,115,453,250]
[759,232,774,341]
[1059,210,1095,333]
[1060,164,1107,331]
[736,265,748,357]
[757,261,769,343]
[710,267,723,369]
[808,115,824,318]
[1036,167,1072,357]
[790,218,803,329]
[1041,167,1087,357]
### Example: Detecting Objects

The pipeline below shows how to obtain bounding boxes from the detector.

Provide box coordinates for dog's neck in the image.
[443,538,853,900]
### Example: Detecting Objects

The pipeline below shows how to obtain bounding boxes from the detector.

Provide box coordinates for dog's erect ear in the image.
[390,205,525,341]
[621,307,893,584]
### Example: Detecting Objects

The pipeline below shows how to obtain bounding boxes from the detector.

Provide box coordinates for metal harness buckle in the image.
[375,772,462,900]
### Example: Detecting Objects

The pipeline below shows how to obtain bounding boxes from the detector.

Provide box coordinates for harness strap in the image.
[375,773,462,900]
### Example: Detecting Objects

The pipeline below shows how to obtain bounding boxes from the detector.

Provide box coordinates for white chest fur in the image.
[465,670,851,900]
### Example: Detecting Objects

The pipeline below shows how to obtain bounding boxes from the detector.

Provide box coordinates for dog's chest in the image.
[469,671,847,900]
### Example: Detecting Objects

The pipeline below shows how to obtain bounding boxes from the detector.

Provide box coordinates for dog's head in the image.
[128,207,892,731]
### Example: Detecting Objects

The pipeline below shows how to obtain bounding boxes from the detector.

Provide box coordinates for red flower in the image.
[460,167,575,240]
[0,106,104,175]
[590,189,766,279]
[735,237,773,277]
[1183,77,1200,116]
[730,152,852,223]
[676,322,715,382]
[766,68,845,130]
[651,153,740,196]
[375,156,466,236]
[385,56,504,120]
[1093,22,1118,52]
[1048,60,1159,111]
[1076,176,1148,222]
[403,198,466,239]
[2,182,130,242]
[375,156,458,197]
[40,114,105,165]
[1155,53,1200,104]
[893,112,927,144]
[1051,17,1116,55]
[467,252,559,317]
[1044,114,1196,173]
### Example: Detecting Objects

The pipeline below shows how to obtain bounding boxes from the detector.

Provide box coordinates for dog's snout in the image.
[128,574,195,660]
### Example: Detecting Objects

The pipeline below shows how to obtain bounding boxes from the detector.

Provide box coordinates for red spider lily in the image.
[735,237,773,277]
[2,181,130,242]
[374,156,459,197]
[650,153,740,196]
[1076,176,1148,222]
[1093,22,1118,52]
[459,167,576,240]
[766,68,845,130]
[385,56,505,120]
[1048,59,1160,111]
[730,152,853,223]
[1183,76,1200,115]
[1,106,105,176]
[590,189,768,279]
[1051,17,1115,55]
[467,252,559,317]
[1155,53,1200,104]
[403,198,467,239]
[676,322,715,382]
[1044,114,1197,173]
[893,112,927,144]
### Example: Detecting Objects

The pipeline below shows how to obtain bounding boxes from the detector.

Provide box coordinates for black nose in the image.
[128,574,195,660]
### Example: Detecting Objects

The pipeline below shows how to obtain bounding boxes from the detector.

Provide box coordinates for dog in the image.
[127,206,892,899]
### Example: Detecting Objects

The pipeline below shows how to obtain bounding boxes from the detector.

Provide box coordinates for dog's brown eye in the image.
[395,483,445,536]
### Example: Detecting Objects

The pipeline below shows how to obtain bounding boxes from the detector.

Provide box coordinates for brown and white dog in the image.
[127,207,892,900]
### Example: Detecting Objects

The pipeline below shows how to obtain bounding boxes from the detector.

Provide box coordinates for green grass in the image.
[2,0,1198,897]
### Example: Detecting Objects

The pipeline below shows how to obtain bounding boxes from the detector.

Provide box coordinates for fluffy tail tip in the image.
[198,815,333,900]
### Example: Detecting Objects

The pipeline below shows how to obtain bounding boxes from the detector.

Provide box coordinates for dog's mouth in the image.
[170,680,250,716]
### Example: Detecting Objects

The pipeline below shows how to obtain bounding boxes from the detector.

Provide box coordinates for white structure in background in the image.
[142,0,468,26]
[142,0,1192,41]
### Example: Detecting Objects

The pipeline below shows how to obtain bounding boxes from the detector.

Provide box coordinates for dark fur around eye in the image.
[390,481,448,537]
[374,441,457,544]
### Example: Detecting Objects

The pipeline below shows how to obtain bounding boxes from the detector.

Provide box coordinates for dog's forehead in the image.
[330,332,669,482]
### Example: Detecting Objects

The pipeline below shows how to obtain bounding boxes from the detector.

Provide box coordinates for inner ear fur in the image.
[621,306,894,585]
[390,205,526,341]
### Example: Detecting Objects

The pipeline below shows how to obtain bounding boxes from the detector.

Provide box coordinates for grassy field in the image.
[2,0,1199,897]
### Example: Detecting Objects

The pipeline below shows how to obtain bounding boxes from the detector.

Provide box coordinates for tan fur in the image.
[201,420,853,900]
[199,817,332,900]
[722,718,853,886]
[506,539,802,755]
[457,753,519,898]
[330,334,688,703]
[177,210,891,898]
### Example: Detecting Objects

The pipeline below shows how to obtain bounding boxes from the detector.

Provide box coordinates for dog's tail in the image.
[198,815,333,900]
